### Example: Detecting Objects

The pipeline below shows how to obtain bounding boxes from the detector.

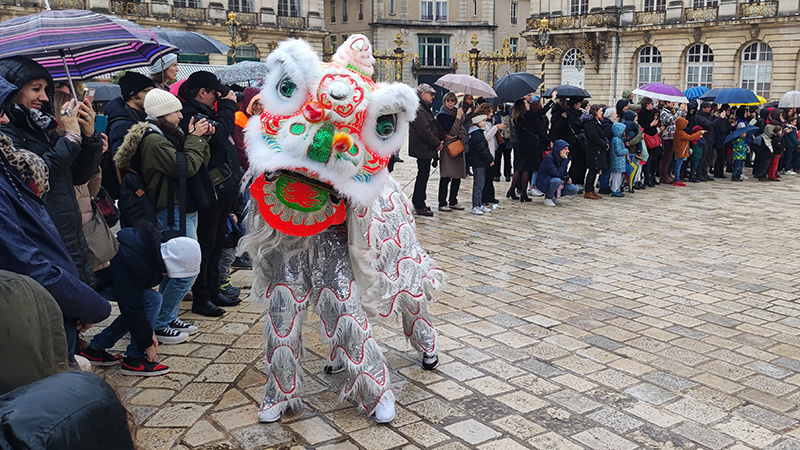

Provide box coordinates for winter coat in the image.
[531,100,554,153]
[2,106,103,288]
[659,106,684,141]
[436,106,467,179]
[178,96,241,203]
[783,125,799,151]
[0,371,134,449]
[0,270,68,395]
[602,117,615,142]
[610,123,628,173]
[583,117,609,170]
[105,97,147,157]
[550,102,569,141]
[695,110,718,146]
[115,122,210,211]
[94,227,164,352]
[565,107,584,145]
[713,115,733,150]
[673,117,704,159]
[466,126,493,168]
[0,148,110,361]
[535,146,570,193]
[638,107,659,137]
[409,96,442,159]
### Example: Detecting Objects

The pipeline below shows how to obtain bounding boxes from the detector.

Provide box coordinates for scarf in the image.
[13,104,56,133]
[0,132,49,196]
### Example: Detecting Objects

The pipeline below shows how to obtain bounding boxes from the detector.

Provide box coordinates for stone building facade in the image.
[0,0,327,66]
[325,0,530,88]
[523,0,798,104]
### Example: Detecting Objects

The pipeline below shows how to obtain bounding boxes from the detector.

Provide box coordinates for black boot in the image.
[192,299,225,317]
[506,187,518,200]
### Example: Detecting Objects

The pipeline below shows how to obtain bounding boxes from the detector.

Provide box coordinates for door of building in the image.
[561,48,585,88]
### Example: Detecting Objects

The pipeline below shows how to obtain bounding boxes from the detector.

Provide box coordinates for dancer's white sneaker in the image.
[374,393,396,424]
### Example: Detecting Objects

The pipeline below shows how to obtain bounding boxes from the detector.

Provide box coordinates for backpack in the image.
[117,127,188,237]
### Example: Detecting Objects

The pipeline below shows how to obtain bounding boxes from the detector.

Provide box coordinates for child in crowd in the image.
[689,126,706,183]
[609,122,627,197]
[466,114,495,215]
[731,126,748,182]
[764,109,785,181]
[672,117,705,187]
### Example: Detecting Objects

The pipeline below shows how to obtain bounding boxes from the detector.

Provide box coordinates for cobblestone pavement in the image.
[90,163,800,449]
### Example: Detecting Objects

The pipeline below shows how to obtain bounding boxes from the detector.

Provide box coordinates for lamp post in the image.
[533,18,562,97]
[226,12,240,64]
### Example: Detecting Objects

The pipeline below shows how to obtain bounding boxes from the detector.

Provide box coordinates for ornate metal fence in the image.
[457,36,527,85]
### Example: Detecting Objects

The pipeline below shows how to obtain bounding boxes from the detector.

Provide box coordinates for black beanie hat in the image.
[118,71,155,100]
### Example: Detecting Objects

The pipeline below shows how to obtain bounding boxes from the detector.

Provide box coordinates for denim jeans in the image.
[156,209,198,241]
[690,156,700,176]
[89,286,162,358]
[733,159,744,178]
[472,166,486,208]
[674,157,685,182]
[156,207,199,330]
[598,170,610,190]
[545,178,579,199]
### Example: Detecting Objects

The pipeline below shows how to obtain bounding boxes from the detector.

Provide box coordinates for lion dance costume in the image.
[242,35,443,424]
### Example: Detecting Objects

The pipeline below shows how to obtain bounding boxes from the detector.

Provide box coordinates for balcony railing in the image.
[111,0,149,16]
[417,57,456,70]
[420,15,448,21]
[526,12,618,30]
[50,0,85,8]
[739,0,778,18]
[233,11,258,25]
[683,5,718,21]
[173,6,206,20]
[277,15,306,28]
[635,10,666,25]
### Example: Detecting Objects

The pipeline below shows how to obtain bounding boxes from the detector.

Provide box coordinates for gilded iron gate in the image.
[458,35,527,85]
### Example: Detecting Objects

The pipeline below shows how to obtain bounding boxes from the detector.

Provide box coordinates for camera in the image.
[235,91,244,103]
[193,114,219,129]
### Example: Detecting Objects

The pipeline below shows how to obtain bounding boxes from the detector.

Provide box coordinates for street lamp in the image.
[227,12,240,64]
[533,18,562,96]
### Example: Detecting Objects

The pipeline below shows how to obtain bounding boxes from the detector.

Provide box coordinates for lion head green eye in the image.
[376,114,396,138]
[278,75,296,99]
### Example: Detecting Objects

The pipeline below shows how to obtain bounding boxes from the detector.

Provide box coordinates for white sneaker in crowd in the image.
[470,206,484,215]
[374,392,396,424]
[528,187,544,197]
[480,205,492,214]
[543,198,556,207]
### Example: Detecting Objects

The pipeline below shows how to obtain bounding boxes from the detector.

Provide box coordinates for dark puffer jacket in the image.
[105,96,146,156]
[0,56,103,287]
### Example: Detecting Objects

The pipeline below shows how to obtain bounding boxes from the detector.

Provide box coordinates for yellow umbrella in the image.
[729,94,767,107]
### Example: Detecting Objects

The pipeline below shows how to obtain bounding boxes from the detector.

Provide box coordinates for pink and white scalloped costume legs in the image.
[259,228,393,419]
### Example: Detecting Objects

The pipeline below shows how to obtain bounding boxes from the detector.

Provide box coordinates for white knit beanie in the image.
[144,89,182,118]
[160,237,201,279]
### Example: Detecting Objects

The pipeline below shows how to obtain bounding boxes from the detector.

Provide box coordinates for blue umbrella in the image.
[684,86,709,101]
[708,88,759,105]
[698,87,724,101]
[723,125,760,145]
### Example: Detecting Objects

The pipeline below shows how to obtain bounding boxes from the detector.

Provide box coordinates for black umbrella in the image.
[697,87,724,101]
[492,72,543,103]
[151,26,230,54]
[542,84,591,99]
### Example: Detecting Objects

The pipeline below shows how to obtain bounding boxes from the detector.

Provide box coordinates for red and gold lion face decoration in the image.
[246,35,418,237]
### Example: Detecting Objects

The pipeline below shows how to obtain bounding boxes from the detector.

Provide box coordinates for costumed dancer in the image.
[241,35,443,425]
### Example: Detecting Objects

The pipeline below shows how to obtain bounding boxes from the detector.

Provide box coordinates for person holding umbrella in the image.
[0,56,103,288]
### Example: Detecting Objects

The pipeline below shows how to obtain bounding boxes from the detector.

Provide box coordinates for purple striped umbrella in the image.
[0,9,176,91]
[632,82,688,103]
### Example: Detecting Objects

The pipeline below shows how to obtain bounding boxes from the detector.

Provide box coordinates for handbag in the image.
[643,132,662,150]
[445,139,465,158]
[93,186,120,228]
[496,134,505,146]
[83,199,119,271]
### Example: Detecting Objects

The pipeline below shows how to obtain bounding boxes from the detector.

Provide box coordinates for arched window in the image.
[637,46,662,86]
[741,41,772,98]
[561,48,585,87]
[686,44,713,89]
